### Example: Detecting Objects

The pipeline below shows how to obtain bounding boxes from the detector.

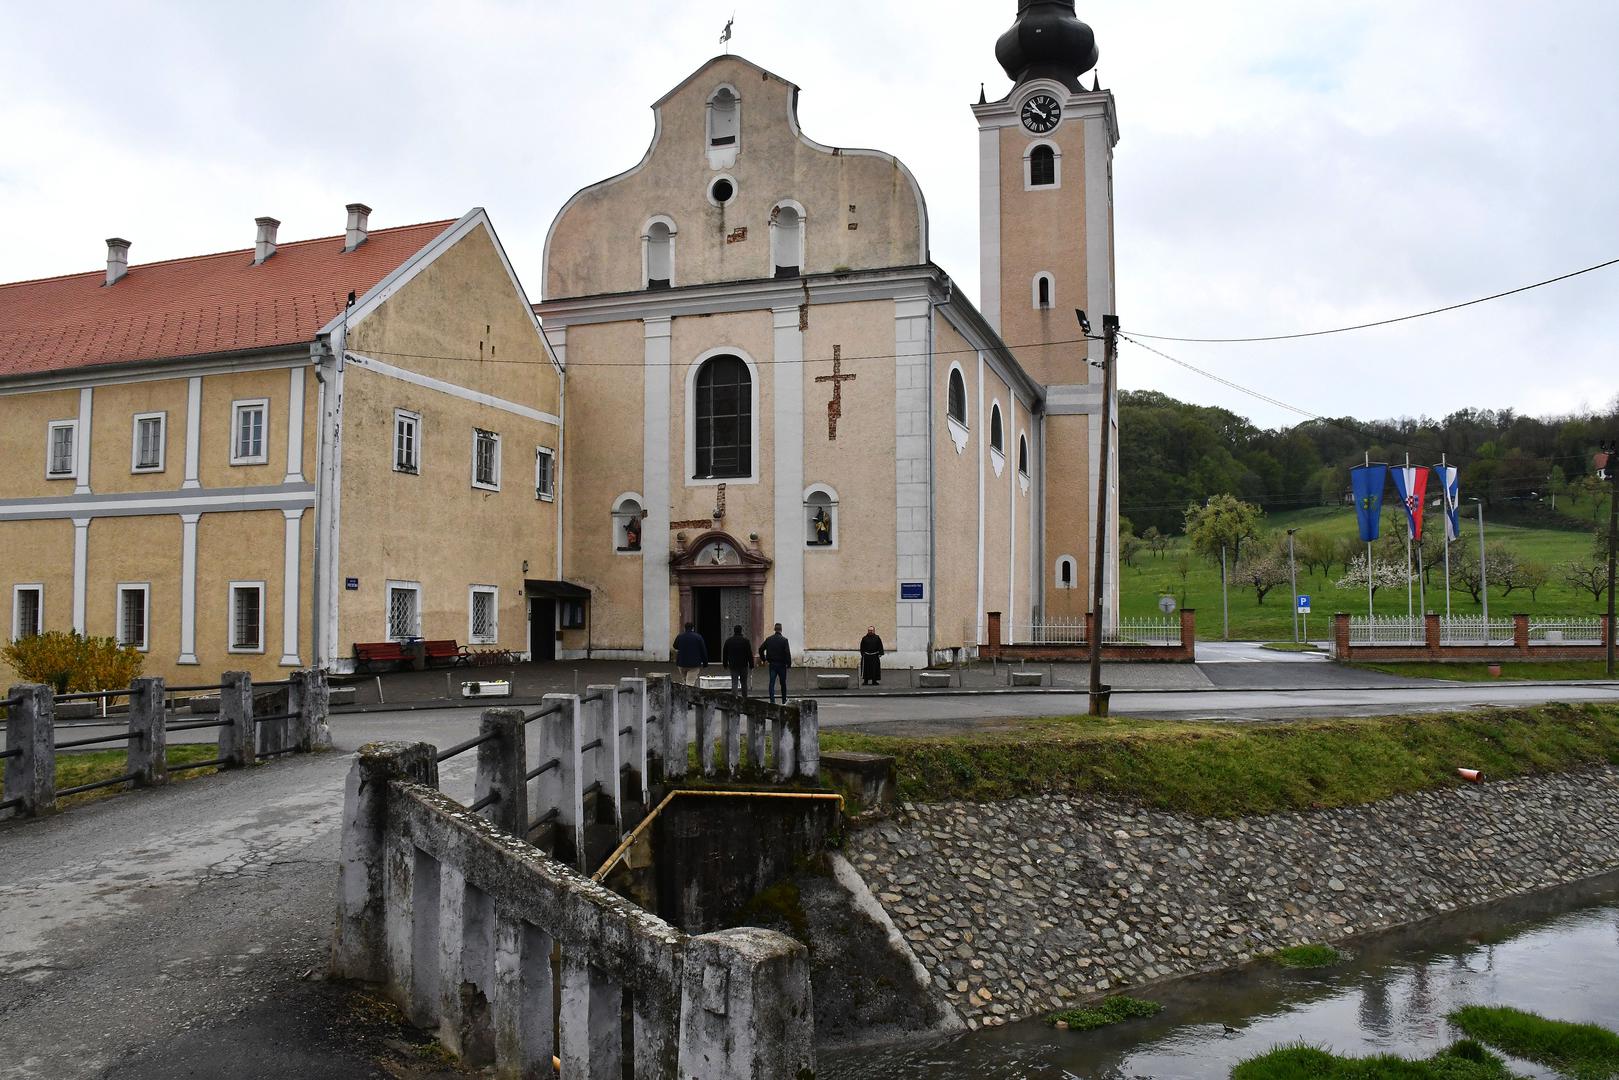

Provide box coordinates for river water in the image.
[820,873,1619,1080]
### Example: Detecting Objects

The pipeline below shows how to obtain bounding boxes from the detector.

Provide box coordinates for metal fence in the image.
[1438,616,1516,647]
[1347,615,1426,646]
[1346,614,1598,648]
[992,616,1182,647]
[1528,617,1603,645]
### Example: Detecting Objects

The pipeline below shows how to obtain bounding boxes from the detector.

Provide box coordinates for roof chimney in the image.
[254,217,280,265]
[344,203,372,252]
[105,238,131,286]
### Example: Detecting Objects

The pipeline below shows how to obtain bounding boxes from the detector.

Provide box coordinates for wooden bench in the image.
[354,641,409,672]
[423,639,469,667]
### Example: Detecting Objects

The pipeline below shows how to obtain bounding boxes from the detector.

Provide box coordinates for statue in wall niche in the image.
[812,507,832,545]
[625,516,641,551]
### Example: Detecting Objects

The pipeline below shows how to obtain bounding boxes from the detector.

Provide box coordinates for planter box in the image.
[918,672,953,688]
[460,680,512,699]
[1011,671,1044,687]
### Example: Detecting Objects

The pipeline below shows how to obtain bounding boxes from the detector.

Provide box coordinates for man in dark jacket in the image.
[758,623,791,704]
[672,623,708,685]
[721,625,753,697]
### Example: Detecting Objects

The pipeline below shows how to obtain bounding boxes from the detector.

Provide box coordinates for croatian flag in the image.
[1351,464,1388,542]
[1391,465,1430,541]
[1433,464,1460,541]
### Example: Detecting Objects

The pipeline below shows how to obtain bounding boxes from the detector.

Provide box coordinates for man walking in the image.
[758,622,792,704]
[672,622,708,685]
[721,624,753,696]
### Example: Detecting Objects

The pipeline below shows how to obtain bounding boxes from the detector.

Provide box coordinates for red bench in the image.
[353,641,409,671]
[424,639,469,667]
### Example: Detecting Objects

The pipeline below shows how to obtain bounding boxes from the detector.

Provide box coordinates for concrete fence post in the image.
[745,702,767,775]
[585,685,622,836]
[4,683,56,817]
[560,949,625,1080]
[437,870,497,1065]
[127,676,167,787]
[492,906,556,1079]
[795,699,820,780]
[618,677,649,806]
[665,679,690,781]
[219,671,255,768]
[646,675,670,782]
[676,927,814,1080]
[330,741,438,983]
[771,703,797,782]
[290,668,333,752]
[696,695,720,779]
[535,694,586,871]
[721,698,743,777]
[473,708,526,837]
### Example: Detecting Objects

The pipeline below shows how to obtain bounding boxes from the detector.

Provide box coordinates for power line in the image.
[1128,256,1619,344]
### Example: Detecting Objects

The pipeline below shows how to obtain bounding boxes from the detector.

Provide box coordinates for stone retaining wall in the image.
[846,767,1619,1029]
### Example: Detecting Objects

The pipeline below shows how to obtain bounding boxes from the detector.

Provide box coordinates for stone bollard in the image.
[127,676,167,787]
[676,927,814,1080]
[4,684,56,817]
[330,741,438,984]
[664,678,690,782]
[218,671,256,768]
[473,708,526,837]
[796,699,820,780]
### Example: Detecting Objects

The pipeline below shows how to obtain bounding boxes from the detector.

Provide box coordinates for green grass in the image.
[1049,995,1162,1030]
[1449,1006,1619,1079]
[1125,507,1601,641]
[818,703,1619,815]
[1272,944,1343,968]
[0,746,221,806]
[1232,1040,1513,1079]
[1354,660,1615,683]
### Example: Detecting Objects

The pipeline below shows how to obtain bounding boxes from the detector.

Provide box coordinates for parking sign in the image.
[1297,595,1311,614]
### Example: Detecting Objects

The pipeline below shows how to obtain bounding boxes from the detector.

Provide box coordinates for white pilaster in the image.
[183,376,202,489]
[74,388,93,495]
[280,508,304,665]
[1085,116,1114,620]
[642,318,672,659]
[1008,417,1017,644]
[975,353,986,650]
[893,297,932,666]
[71,517,89,634]
[771,305,805,654]
[178,512,201,664]
[978,126,1002,332]
[284,366,306,483]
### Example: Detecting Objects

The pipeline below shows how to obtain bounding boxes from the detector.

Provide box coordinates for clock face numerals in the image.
[1021,94,1061,133]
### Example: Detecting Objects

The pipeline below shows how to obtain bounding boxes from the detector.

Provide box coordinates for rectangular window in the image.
[46,420,77,478]
[473,429,501,490]
[12,585,43,641]
[117,584,150,651]
[229,582,264,652]
[387,581,421,641]
[535,446,555,501]
[468,585,498,644]
[132,412,166,472]
[394,410,420,473]
[231,399,269,465]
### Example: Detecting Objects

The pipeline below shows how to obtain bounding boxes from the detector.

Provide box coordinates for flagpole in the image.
[1404,454,1414,622]
[1443,454,1452,623]
[1366,452,1375,623]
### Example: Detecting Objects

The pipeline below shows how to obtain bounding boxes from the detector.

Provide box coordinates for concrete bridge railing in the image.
[331,740,815,1079]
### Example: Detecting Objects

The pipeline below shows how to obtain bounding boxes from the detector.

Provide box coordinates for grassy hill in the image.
[1120,507,1603,641]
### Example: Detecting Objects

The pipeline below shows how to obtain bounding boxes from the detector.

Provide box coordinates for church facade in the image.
[539,1,1119,668]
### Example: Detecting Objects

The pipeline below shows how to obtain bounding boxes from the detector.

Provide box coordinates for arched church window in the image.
[1018,434,1029,476]
[645,219,674,289]
[1030,144,1056,186]
[708,87,739,147]
[771,203,803,278]
[1057,555,1077,589]
[613,495,644,552]
[1033,272,1054,310]
[990,404,1004,453]
[694,355,752,479]
[803,486,838,548]
[947,367,967,426]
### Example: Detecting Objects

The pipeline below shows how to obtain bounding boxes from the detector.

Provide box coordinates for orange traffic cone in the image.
[1457,767,1483,783]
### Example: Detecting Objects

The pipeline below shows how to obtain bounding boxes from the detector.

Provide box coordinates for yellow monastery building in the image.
[1,1,1117,677]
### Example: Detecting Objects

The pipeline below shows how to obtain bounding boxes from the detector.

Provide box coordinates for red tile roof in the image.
[0,220,456,379]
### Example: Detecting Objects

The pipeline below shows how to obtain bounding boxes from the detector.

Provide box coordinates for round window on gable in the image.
[710,177,735,204]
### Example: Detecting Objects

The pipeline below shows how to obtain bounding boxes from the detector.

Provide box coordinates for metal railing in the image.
[1348,615,1426,646]
[1438,616,1516,647]
[1528,617,1603,645]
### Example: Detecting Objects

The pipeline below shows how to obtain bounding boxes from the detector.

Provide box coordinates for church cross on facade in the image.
[814,345,856,440]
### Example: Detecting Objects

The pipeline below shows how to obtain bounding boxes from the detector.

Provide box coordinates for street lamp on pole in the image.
[1287,528,1299,643]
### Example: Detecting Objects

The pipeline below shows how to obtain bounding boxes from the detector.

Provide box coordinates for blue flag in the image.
[1433,464,1460,541]
[1351,464,1388,542]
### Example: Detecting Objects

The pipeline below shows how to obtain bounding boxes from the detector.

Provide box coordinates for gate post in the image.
[127,676,167,787]
[219,671,256,768]
[3,684,56,816]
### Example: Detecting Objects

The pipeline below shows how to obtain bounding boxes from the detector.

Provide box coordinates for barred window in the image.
[469,586,497,644]
[118,585,149,650]
[13,586,42,640]
[473,429,501,490]
[230,584,263,652]
[395,410,419,473]
[388,584,420,641]
[693,355,752,479]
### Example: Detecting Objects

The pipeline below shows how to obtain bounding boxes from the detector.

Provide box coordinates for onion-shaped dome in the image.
[995,1,1100,91]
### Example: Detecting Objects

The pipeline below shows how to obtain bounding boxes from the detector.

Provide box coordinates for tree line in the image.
[1118,390,1617,536]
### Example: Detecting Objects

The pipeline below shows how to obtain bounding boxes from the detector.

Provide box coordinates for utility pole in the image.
[1287,528,1299,643]
[1220,545,1229,641]
[1476,500,1488,627]
[1088,314,1117,717]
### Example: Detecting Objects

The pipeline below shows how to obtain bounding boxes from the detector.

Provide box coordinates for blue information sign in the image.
[1297,594,1311,614]
[345,577,360,591]
[900,582,925,600]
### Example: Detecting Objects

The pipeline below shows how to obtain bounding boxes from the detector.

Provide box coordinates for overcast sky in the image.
[4,1,1615,429]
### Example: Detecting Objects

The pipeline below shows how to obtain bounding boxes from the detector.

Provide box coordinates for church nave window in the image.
[693,355,753,480]
[947,367,968,427]
[990,403,1004,454]
[708,86,740,147]
[644,218,675,289]
[1056,556,1077,590]
[771,202,803,278]
[1018,434,1030,477]
[804,486,837,548]
[614,495,644,552]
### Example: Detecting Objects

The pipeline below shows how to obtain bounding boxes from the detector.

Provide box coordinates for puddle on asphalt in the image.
[821,872,1619,1079]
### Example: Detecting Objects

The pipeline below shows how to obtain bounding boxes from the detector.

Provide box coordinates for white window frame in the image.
[394,409,421,474]
[642,215,677,288]
[468,585,499,645]
[1032,272,1055,310]
[945,362,970,455]
[1055,556,1078,590]
[12,584,43,641]
[535,446,555,502]
[46,419,78,479]
[472,428,502,491]
[803,484,840,551]
[769,199,807,277]
[1023,139,1062,190]
[116,582,151,651]
[385,580,423,642]
[230,398,270,465]
[989,400,1006,478]
[1018,434,1031,479]
[227,580,266,654]
[683,347,761,487]
[131,411,167,473]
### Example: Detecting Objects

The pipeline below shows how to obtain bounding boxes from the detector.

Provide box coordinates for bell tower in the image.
[974,0,1119,621]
